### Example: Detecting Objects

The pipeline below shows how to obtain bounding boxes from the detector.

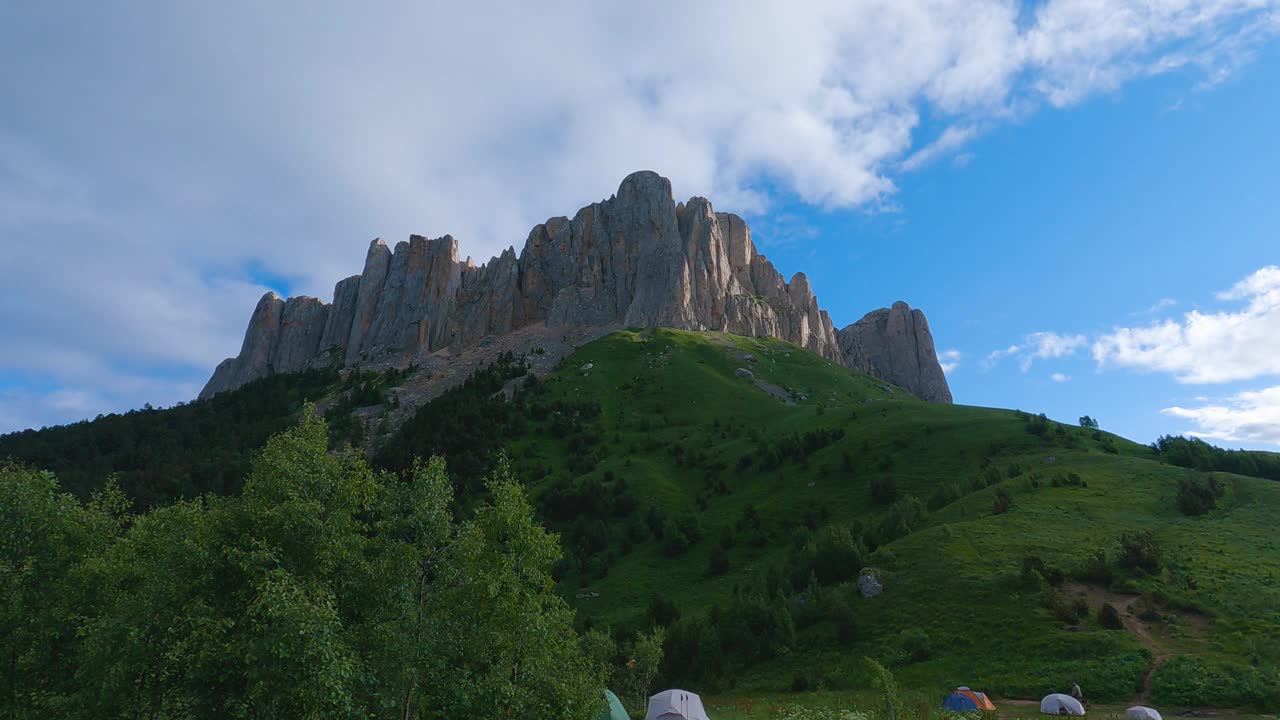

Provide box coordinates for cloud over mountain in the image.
[2,1,1277,432]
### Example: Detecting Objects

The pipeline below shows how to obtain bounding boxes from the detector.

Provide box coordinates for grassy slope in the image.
[497,328,1280,700]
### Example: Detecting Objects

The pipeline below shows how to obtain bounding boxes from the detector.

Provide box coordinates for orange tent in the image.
[943,687,997,712]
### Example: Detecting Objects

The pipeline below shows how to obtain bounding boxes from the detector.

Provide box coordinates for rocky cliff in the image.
[200,171,952,403]
[836,302,953,404]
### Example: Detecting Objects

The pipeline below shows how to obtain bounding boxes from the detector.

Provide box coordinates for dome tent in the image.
[1126,707,1162,720]
[646,689,710,720]
[943,687,997,712]
[1041,694,1086,715]
[596,689,628,720]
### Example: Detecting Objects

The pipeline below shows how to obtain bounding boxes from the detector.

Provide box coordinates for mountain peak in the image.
[200,172,952,404]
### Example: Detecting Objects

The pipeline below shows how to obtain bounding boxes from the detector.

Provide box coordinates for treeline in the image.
[1153,435,1280,482]
[0,413,600,719]
[374,351,533,492]
[0,368,340,508]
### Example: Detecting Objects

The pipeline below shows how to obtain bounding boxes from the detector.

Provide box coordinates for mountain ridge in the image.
[201,171,952,403]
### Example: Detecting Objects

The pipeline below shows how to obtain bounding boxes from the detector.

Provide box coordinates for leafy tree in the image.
[1079,416,1100,429]
[0,411,599,719]
[619,627,665,714]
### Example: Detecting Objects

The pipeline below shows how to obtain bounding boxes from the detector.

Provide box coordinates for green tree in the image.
[1079,416,1100,429]
[619,627,665,714]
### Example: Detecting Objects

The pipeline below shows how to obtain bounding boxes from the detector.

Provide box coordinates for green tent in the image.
[595,689,628,720]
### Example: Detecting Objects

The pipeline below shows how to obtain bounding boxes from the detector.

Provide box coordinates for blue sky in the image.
[2,2,1279,448]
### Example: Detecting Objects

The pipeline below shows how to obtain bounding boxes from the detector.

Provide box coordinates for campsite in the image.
[591,678,1270,720]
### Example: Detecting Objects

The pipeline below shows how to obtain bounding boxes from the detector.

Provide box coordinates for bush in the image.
[648,595,681,627]
[1117,531,1162,575]
[898,628,932,663]
[708,547,730,576]
[1150,657,1278,710]
[1099,602,1124,630]
[1043,587,1084,623]
[870,475,898,504]
[1078,549,1114,587]
[1176,473,1224,516]
[993,488,1014,515]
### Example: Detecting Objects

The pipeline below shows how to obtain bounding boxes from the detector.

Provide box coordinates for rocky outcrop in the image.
[200,171,953,403]
[836,301,952,404]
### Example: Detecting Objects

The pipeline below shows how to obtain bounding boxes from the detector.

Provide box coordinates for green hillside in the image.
[4,327,1279,709]
[433,328,1280,707]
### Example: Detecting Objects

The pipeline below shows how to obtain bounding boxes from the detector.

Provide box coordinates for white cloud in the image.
[1093,265,1280,383]
[1136,297,1178,315]
[1,1,1278,431]
[939,349,963,375]
[987,331,1087,372]
[1162,385,1280,446]
[1051,372,1071,383]
[901,125,980,171]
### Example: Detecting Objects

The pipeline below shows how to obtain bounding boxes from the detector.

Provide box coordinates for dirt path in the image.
[1063,585,1168,703]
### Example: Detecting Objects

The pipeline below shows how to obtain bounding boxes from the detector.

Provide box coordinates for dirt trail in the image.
[1064,585,1171,703]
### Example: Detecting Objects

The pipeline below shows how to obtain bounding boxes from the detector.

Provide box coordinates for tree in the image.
[619,628,665,714]
[2,411,601,719]
[1079,416,1099,429]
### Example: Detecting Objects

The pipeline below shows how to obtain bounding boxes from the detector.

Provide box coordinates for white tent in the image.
[1040,694,1086,715]
[646,689,710,720]
[1126,707,1162,720]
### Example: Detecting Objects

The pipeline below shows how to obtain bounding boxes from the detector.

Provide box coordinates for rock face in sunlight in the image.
[200,171,952,403]
[837,301,953,404]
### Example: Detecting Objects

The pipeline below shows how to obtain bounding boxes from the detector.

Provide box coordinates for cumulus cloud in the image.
[938,349,963,375]
[2,1,1278,432]
[1163,385,1280,446]
[1051,372,1071,383]
[986,331,1088,372]
[1093,266,1280,383]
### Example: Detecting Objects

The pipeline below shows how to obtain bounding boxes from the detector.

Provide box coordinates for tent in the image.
[1040,694,1086,716]
[596,689,628,720]
[645,689,710,720]
[1126,707,1161,720]
[943,687,997,712]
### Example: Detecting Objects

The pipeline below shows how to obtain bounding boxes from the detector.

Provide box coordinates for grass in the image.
[486,328,1280,708]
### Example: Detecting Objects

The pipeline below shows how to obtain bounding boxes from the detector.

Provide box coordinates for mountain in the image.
[200,171,952,404]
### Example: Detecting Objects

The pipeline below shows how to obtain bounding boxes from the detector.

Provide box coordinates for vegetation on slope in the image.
[0,368,341,507]
[0,414,599,719]
[462,329,1280,707]
[4,327,1280,711]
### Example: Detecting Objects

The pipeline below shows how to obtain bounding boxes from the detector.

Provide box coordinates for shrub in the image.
[1176,473,1224,516]
[648,595,680,627]
[898,628,932,663]
[1042,587,1082,623]
[993,488,1014,515]
[870,475,898,504]
[708,547,730,576]
[1078,549,1114,587]
[1099,602,1124,630]
[1117,531,1162,575]
[928,482,961,511]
